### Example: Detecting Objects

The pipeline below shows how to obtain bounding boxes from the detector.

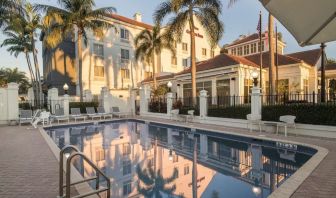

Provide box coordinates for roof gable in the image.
[107,14,153,30]
[286,49,321,66]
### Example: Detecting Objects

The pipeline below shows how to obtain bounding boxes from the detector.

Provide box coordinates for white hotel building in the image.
[42,13,221,95]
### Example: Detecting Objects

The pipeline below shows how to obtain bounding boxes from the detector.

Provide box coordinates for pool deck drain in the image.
[0,117,336,198]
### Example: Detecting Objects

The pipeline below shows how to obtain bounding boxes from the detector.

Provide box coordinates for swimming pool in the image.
[45,120,317,198]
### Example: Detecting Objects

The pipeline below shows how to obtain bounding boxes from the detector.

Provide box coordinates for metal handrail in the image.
[59,145,80,197]
[58,145,111,198]
[65,152,111,198]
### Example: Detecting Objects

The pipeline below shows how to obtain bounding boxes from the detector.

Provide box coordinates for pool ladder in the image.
[58,145,111,198]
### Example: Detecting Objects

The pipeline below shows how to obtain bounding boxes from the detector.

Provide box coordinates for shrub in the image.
[208,106,250,119]
[69,102,99,113]
[148,101,167,113]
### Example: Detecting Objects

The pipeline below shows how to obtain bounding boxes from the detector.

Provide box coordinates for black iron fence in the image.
[148,97,167,113]
[262,92,336,106]
[208,95,251,108]
[174,97,200,115]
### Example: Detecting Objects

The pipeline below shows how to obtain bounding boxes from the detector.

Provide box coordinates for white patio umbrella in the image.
[259,0,336,46]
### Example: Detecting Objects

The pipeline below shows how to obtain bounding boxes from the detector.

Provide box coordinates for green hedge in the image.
[208,106,250,119]
[207,104,336,126]
[69,102,99,113]
[262,104,336,126]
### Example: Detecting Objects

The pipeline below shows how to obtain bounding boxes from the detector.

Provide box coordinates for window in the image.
[122,160,132,175]
[122,143,131,155]
[216,79,230,106]
[120,28,129,40]
[121,49,130,60]
[202,48,207,56]
[144,71,152,79]
[171,56,177,65]
[251,43,257,53]
[182,43,188,52]
[182,58,188,67]
[173,155,178,163]
[121,69,130,79]
[304,79,309,94]
[184,165,190,175]
[243,45,249,55]
[93,43,104,57]
[258,41,264,52]
[94,65,104,77]
[183,81,212,99]
[237,47,242,56]
[232,48,236,55]
[95,148,105,162]
[211,50,215,58]
[123,181,132,196]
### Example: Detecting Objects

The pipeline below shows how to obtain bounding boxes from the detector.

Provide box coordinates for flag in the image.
[257,11,262,36]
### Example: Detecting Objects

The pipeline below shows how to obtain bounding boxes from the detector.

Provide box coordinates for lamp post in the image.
[63,83,69,95]
[167,81,172,92]
[252,71,259,87]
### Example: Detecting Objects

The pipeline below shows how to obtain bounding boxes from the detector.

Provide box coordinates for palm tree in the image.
[0,67,30,94]
[154,0,223,104]
[36,0,116,101]
[136,162,179,198]
[268,14,276,95]
[134,24,175,89]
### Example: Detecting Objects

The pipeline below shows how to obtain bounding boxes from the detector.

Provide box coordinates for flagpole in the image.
[259,11,263,90]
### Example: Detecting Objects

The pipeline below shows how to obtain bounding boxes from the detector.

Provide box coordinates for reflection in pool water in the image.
[45,120,315,198]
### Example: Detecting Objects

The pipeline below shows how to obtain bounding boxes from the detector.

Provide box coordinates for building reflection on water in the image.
[47,121,313,198]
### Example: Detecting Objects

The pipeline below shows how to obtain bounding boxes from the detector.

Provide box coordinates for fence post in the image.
[199,90,208,119]
[140,86,150,115]
[48,88,59,113]
[83,90,93,102]
[63,94,69,117]
[166,92,174,116]
[251,87,262,120]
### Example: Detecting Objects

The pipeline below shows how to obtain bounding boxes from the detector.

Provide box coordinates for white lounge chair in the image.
[111,107,129,118]
[52,108,69,124]
[70,108,86,122]
[97,107,112,119]
[186,110,195,123]
[247,114,262,132]
[32,111,51,128]
[86,107,101,120]
[170,109,180,121]
[19,110,33,126]
[277,115,296,137]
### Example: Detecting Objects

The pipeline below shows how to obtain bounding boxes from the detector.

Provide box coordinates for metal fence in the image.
[208,95,251,109]
[262,92,336,106]
[148,97,167,113]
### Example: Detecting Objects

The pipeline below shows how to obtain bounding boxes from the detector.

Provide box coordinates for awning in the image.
[259,0,336,46]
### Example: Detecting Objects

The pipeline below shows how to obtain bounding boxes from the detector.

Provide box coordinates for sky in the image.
[0,0,335,75]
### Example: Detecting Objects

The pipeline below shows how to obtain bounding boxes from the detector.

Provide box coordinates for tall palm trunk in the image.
[189,10,197,105]
[77,33,83,101]
[31,36,43,108]
[152,52,157,89]
[268,14,276,95]
[25,51,38,104]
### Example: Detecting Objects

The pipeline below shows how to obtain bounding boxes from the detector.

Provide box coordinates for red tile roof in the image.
[320,63,336,71]
[107,14,153,30]
[245,52,302,68]
[286,49,321,66]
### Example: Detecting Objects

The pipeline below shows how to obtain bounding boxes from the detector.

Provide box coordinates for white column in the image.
[140,86,150,114]
[129,88,136,116]
[7,83,19,121]
[83,89,93,102]
[63,94,69,117]
[251,87,262,120]
[199,90,208,119]
[48,88,59,114]
[200,134,208,158]
[166,92,174,116]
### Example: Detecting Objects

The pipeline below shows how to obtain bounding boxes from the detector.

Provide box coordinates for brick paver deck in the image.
[0,126,59,198]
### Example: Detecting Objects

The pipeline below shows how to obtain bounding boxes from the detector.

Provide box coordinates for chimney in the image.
[134,13,142,22]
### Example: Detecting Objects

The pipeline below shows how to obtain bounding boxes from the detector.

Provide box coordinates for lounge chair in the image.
[246,114,262,132]
[97,107,112,119]
[86,107,101,120]
[19,110,33,126]
[277,115,296,137]
[52,108,69,124]
[111,107,129,118]
[170,109,180,121]
[70,108,86,122]
[32,111,51,128]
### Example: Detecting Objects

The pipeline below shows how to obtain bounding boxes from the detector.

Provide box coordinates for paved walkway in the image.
[0,126,59,198]
[140,116,336,198]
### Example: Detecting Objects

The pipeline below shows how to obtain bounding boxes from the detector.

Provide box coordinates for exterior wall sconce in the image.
[63,83,69,95]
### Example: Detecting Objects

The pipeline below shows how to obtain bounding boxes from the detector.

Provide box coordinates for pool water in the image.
[45,120,316,198]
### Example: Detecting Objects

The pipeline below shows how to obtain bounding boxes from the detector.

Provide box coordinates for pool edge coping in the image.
[40,118,329,198]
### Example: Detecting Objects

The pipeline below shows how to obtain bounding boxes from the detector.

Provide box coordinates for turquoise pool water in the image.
[45,120,316,198]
